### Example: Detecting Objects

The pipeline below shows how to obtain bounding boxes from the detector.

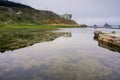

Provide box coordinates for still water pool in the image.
[0,28,120,80]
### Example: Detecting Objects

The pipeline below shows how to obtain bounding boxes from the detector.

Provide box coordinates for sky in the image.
[10,0,120,25]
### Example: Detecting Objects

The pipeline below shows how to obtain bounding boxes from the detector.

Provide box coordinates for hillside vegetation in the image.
[0,0,78,26]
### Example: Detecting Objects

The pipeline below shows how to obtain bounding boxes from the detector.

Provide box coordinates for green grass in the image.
[0,24,52,29]
[0,24,83,53]
[0,24,82,29]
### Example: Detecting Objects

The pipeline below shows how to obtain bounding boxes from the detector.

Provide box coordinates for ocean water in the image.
[0,28,120,80]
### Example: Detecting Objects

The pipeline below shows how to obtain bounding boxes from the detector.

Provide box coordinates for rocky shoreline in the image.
[94,31,120,52]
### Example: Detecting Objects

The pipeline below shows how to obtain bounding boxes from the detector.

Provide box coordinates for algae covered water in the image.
[0,28,120,80]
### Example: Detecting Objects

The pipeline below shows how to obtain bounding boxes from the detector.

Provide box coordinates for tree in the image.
[0,0,31,8]
[0,0,8,1]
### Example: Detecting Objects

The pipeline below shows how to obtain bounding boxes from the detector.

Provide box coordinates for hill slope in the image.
[0,0,78,25]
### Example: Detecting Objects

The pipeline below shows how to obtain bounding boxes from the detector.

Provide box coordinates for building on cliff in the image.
[61,14,72,20]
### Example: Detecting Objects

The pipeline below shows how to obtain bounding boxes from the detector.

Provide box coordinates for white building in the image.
[61,14,72,20]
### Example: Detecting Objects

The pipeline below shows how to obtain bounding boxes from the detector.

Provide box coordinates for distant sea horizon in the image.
[88,25,120,28]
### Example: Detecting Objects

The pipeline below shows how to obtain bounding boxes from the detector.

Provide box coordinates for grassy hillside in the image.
[0,0,78,25]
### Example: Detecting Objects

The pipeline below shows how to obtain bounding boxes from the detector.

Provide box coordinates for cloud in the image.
[9,0,120,25]
[76,18,120,25]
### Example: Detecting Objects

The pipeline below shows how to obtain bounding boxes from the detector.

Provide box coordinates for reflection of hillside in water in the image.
[97,41,120,53]
[0,29,71,53]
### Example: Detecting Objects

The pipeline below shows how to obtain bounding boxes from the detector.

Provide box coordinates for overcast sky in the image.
[10,0,120,25]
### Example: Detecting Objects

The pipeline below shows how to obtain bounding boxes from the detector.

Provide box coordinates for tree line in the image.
[0,0,31,8]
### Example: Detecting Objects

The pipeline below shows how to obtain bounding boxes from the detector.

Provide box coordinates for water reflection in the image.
[0,28,120,80]
[94,35,120,53]
[98,41,120,53]
[0,29,71,53]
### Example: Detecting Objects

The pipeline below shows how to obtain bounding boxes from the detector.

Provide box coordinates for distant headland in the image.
[0,0,79,26]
